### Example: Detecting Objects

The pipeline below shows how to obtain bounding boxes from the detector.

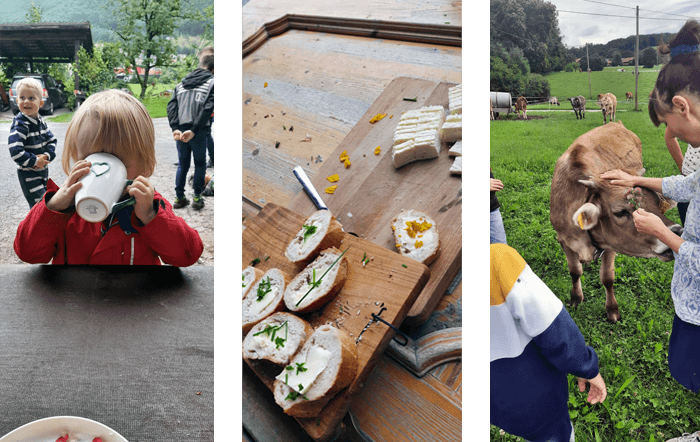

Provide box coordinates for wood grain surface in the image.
[287,77,462,325]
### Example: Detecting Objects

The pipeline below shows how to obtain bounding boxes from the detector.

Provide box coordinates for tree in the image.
[490,0,568,74]
[25,1,42,23]
[641,47,657,69]
[108,0,194,99]
[589,54,606,71]
[612,52,622,67]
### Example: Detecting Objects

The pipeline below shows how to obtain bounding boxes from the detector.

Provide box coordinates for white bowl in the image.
[0,416,128,442]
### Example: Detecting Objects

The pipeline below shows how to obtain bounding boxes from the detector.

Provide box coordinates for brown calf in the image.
[515,96,527,120]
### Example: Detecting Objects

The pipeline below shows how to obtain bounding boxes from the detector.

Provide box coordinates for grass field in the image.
[490,69,700,441]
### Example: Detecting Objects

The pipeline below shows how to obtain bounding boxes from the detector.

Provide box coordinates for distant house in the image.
[621,57,635,66]
[114,67,163,81]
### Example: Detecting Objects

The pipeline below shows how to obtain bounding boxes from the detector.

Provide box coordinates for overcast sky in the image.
[543,0,700,48]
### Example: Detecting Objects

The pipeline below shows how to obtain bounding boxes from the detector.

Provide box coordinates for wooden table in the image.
[0,265,214,441]
[242,1,462,440]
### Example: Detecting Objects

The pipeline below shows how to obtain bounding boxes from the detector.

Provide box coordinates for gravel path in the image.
[0,113,214,265]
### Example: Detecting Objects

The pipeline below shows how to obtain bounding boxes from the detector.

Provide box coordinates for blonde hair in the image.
[62,89,156,176]
[16,78,43,98]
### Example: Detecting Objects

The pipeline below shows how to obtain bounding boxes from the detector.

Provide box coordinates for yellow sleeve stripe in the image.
[490,243,527,306]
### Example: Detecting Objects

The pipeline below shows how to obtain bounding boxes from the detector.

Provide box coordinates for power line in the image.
[580,0,634,11]
[579,0,699,19]
[558,9,688,21]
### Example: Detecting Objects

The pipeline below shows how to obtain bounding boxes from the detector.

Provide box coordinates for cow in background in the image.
[514,96,527,120]
[550,122,682,322]
[626,92,633,102]
[568,95,586,119]
[549,96,560,106]
[490,97,494,120]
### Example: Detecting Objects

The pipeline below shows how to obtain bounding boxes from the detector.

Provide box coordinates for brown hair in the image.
[649,20,700,126]
[62,89,156,176]
[198,46,214,71]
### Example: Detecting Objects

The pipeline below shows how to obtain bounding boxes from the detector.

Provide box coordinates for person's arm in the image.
[44,125,58,162]
[166,87,181,132]
[8,122,37,168]
[600,170,663,193]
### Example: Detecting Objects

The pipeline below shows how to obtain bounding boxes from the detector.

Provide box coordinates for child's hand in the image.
[180,130,195,143]
[577,373,607,404]
[173,130,182,141]
[127,176,157,225]
[46,160,92,212]
[34,154,49,169]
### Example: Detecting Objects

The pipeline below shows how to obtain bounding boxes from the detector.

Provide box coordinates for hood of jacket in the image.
[181,68,213,90]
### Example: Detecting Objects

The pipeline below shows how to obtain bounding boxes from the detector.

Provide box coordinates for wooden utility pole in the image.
[587,43,591,99]
[635,5,639,110]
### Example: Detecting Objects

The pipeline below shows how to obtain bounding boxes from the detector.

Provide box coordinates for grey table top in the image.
[0,265,213,441]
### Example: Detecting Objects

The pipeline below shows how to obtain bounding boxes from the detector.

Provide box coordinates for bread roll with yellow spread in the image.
[391,210,440,265]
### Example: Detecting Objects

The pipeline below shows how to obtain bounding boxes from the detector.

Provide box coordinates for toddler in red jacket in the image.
[14,89,204,266]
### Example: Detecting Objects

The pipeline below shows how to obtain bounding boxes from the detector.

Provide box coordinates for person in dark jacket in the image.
[167,48,214,210]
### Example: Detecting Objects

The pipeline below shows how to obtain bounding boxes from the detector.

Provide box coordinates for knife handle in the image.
[293,166,328,211]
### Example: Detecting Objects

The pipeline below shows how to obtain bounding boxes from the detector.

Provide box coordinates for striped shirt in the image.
[8,112,57,170]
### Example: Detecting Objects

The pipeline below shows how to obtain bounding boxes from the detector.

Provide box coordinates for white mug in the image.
[75,152,135,223]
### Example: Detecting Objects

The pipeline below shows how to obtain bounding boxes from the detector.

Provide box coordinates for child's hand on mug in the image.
[46,160,92,212]
[127,176,157,225]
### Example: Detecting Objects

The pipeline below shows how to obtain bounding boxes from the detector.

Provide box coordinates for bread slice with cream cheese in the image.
[284,247,348,314]
[243,312,314,366]
[273,324,358,417]
[392,210,440,265]
[242,268,287,334]
[285,210,344,264]
[242,265,264,299]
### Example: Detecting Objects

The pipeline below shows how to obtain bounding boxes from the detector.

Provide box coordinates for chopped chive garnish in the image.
[295,246,350,307]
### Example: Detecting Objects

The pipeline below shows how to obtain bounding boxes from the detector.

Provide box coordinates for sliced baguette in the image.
[392,210,440,265]
[285,210,344,264]
[243,312,314,366]
[242,268,287,334]
[273,324,358,417]
[284,247,347,314]
[242,266,264,299]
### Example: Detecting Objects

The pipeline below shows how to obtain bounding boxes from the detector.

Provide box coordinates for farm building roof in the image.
[0,22,93,63]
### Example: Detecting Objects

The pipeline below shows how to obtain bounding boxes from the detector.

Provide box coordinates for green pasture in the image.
[490,70,700,441]
[528,65,662,109]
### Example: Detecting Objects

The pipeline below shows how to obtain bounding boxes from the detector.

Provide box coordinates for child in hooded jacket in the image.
[14,89,204,266]
[491,244,606,442]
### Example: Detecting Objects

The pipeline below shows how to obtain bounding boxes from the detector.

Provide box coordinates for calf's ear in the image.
[637,168,646,176]
[658,194,677,214]
[572,203,600,230]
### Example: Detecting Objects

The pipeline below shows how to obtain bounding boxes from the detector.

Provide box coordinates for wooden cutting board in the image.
[287,76,462,325]
[242,203,430,441]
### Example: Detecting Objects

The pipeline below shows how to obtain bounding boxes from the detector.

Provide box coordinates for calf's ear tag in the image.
[577,213,586,230]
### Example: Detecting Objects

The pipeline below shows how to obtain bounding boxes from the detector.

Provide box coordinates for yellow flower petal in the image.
[325,185,338,194]
[327,174,339,183]
[374,146,381,155]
